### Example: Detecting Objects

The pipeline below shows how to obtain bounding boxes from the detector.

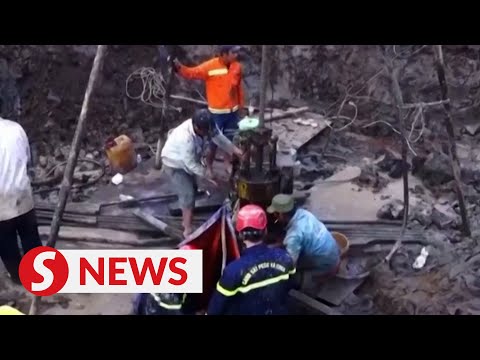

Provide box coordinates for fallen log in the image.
[37,226,176,247]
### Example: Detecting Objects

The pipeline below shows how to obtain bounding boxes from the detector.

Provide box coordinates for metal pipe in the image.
[255,144,264,174]
[269,135,278,172]
[249,143,256,173]
[240,138,250,176]
[259,45,269,127]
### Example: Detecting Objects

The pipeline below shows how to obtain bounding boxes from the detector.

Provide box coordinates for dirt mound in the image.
[2,45,480,153]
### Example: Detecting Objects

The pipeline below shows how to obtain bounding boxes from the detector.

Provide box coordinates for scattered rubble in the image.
[377,199,405,220]
[464,123,480,136]
[431,204,461,230]
[376,150,405,179]
[413,152,454,188]
[355,163,389,193]
[2,45,480,315]
[410,200,433,227]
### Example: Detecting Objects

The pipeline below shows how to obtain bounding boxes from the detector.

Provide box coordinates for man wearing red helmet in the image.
[206,204,296,315]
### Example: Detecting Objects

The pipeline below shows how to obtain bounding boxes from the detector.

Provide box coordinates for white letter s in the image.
[31,251,56,292]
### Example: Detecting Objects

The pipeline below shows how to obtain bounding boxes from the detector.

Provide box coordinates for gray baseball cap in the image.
[267,194,295,214]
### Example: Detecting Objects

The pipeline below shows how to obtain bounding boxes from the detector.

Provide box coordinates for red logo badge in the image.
[19,246,69,296]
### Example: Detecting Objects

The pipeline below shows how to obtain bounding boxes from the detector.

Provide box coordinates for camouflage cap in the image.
[267,194,295,214]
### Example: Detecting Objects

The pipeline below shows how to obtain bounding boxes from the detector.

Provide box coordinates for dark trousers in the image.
[0,209,42,282]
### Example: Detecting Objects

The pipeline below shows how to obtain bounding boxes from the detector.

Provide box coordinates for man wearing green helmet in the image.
[267,193,341,279]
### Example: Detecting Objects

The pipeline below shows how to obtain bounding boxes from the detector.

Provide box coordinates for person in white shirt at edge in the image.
[0,113,43,284]
[161,108,243,238]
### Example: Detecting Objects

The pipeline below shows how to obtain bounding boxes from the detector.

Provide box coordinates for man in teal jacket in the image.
[267,194,340,277]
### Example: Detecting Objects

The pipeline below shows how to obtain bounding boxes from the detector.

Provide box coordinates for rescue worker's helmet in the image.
[192,108,213,134]
[236,204,268,232]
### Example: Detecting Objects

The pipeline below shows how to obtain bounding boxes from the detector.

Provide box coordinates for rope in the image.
[125,67,179,111]
[32,158,105,194]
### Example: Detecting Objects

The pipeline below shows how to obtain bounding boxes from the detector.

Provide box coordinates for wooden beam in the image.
[433,45,471,237]
[38,226,175,247]
[383,57,409,262]
[28,45,108,316]
[35,201,101,215]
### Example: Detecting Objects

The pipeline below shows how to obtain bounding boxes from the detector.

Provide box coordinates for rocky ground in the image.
[296,125,480,315]
[2,45,480,315]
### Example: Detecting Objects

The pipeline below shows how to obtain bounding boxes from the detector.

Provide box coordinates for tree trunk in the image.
[384,58,409,262]
[434,45,471,237]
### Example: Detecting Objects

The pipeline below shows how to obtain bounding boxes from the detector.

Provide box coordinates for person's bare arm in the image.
[211,131,243,159]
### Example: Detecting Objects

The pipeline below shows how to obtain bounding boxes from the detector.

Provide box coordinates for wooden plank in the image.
[37,226,175,247]
[270,113,331,152]
[35,210,97,225]
[289,289,343,315]
[327,228,426,247]
[35,201,101,215]
[97,219,160,233]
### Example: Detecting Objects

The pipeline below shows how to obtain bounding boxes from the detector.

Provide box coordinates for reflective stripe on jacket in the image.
[207,244,296,315]
[179,57,245,113]
[150,293,187,310]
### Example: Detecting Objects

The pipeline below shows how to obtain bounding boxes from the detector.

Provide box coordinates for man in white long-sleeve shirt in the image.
[161,108,243,237]
[0,116,42,284]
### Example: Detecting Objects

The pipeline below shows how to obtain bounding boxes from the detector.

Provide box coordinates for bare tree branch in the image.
[434,45,471,237]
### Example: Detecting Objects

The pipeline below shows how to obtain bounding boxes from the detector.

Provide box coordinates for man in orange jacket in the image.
[174,45,246,174]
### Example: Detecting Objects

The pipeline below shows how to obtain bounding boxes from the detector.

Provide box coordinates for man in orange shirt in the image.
[173,45,246,174]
